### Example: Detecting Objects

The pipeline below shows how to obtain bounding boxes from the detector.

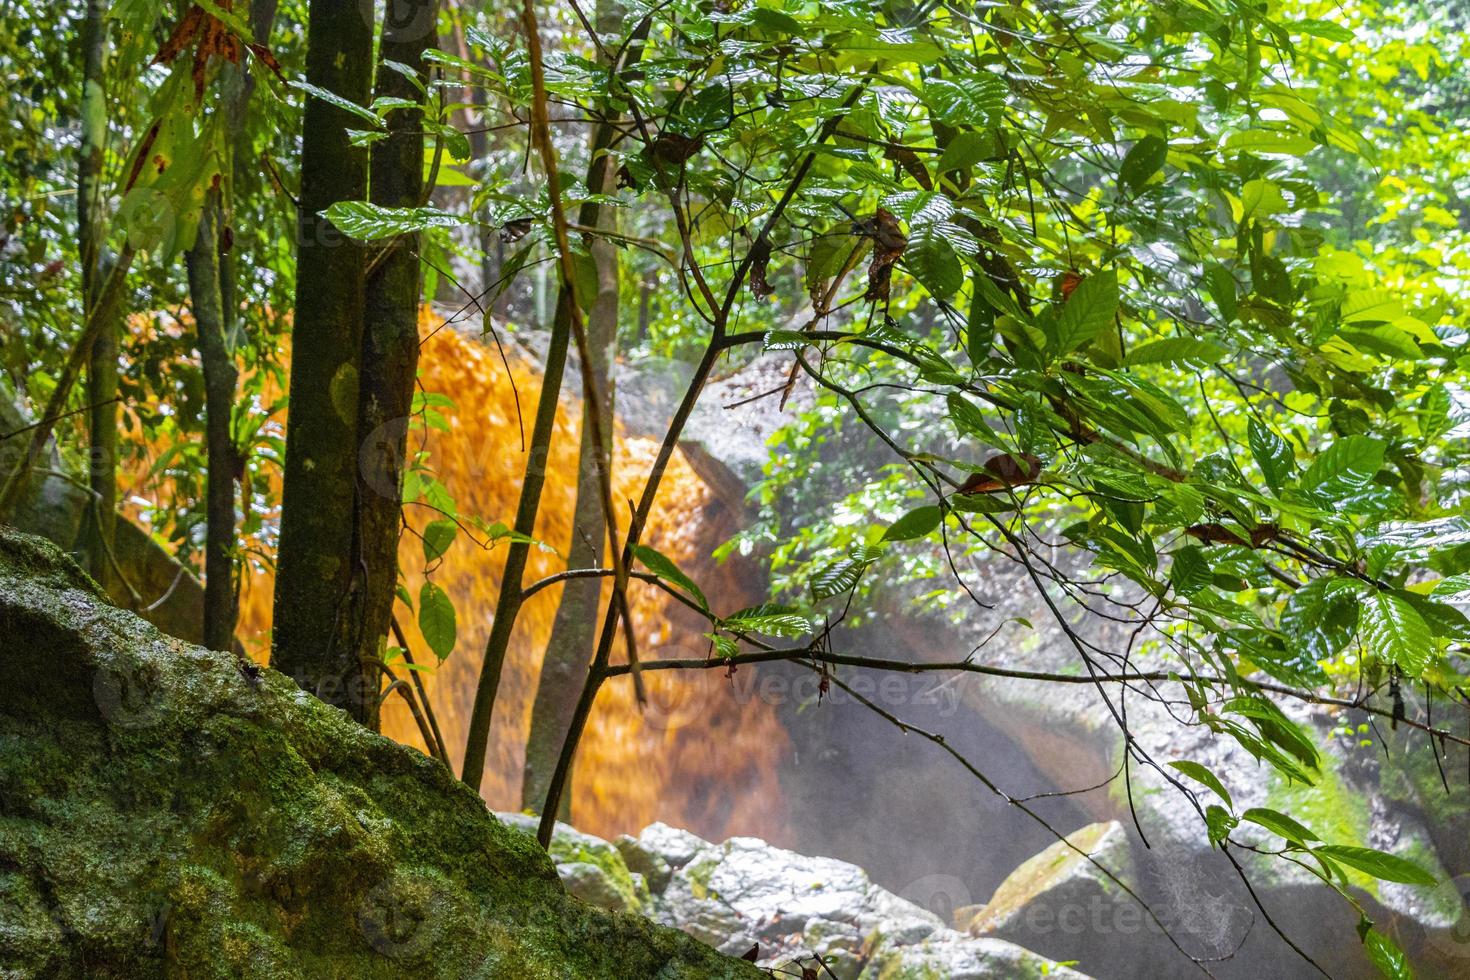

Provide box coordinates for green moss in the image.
[0,527,759,979]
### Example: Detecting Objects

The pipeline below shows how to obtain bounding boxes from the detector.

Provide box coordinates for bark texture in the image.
[357,0,438,689]
[271,0,375,723]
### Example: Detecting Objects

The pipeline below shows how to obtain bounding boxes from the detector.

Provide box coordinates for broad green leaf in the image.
[634,544,708,611]
[1120,135,1168,192]
[1242,806,1320,844]
[1205,805,1237,846]
[1169,761,1233,808]
[922,74,1006,129]
[1362,924,1414,980]
[323,202,464,241]
[418,581,457,661]
[723,603,811,638]
[291,80,382,126]
[884,504,943,542]
[907,222,963,299]
[1248,419,1296,494]
[811,547,884,599]
[1052,270,1118,355]
[1313,845,1436,887]
[1359,592,1432,674]
[1300,435,1384,502]
[422,518,458,562]
[1126,337,1226,367]
[1296,18,1355,42]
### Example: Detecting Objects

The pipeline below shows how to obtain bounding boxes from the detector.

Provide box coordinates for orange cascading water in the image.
[193,317,796,844]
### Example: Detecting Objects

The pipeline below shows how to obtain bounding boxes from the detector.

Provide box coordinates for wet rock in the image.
[616,832,674,891]
[497,811,652,914]
[861,933,1090,980]
[965,821,1131,939]
[0,526,757,978]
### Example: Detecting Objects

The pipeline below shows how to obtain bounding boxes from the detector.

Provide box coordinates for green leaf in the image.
[291,80,382,126]
[1125,337,1226,367]
[323,202,464,241]
[907,223,963,299]
[422,518,458,563]
[1359,591,1432,674]
[1248,419,1296,494]
[1120,136,1168,192]
[1242,806,1320,845]
[1169,761,1233,808]
[1361,923,1414,980]
[418,581,457,662]
[1052,270,1118,355]
[811,547,883,600]
[1205,805,1237,846]
[1169,545,1212,596]
[1205,264,1238,321]
[1296,18,1355,43]
[922,75,1006,129]
[1313,845,1436,887]
[884,504,943,542]
[1300,435,1384,502]
[634,544,708,611]
[723,603,812,638]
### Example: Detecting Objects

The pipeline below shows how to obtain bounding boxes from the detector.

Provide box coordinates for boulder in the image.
[965,821,1131,940]
[0,526,757,979]
[860,934,1090,980]
[514,814,1090,978]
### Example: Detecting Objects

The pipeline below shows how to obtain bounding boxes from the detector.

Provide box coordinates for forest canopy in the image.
[3,0,1470,976]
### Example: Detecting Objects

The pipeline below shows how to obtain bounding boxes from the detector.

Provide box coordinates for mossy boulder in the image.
[0,526,759,979]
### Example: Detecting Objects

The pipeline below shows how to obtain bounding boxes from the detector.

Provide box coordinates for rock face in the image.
[0,526,758,979]
[960,822,1132,973]
[509,815,1091,979]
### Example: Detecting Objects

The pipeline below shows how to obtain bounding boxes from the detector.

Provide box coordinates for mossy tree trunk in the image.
[272,0,376,724]
[187,0,277,653]
[77,0,118,595]
[357,0,438,687]
[186,197,238,652]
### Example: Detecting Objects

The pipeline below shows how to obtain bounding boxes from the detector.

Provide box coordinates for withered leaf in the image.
[648,131,705,167]
[885,145,933,191]
[857,208,906,303]
[499,218,533,243]
[1185,523,1248,547]
[956,452,1044,494]
[748,235,774,299]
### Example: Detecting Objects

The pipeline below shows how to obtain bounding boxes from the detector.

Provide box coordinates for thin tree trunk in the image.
[522,0,623,812]
[271,0,375,724]
[189,0,275,653]
[77,0,117,593]
[460,8,647,793]
[357,0,438,695]
[187,197,238,652]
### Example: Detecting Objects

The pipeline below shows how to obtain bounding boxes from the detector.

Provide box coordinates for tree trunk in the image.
[460,1,644,793]
[357,0,438,694]
[77,0,117,594]
[521,85,622,815]
[271,0,375,724]
[187,0,276,654]
[186,197,238,652]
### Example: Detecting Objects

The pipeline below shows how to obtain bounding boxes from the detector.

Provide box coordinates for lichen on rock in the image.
[0,526,758,979]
